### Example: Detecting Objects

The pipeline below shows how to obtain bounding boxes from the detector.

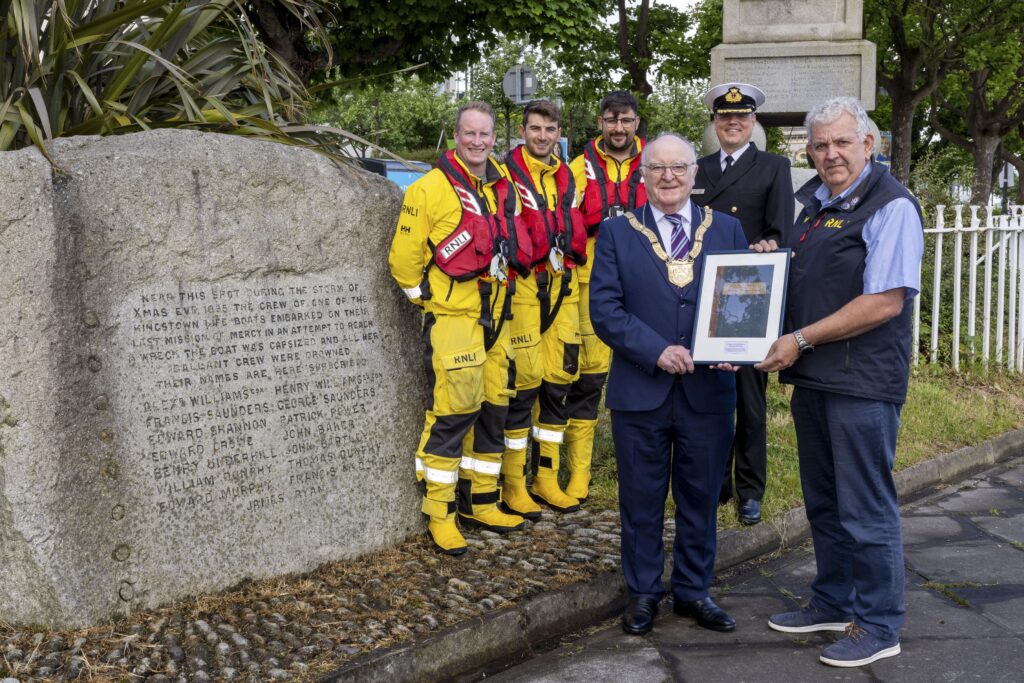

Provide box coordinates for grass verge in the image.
[583,364,1024,530]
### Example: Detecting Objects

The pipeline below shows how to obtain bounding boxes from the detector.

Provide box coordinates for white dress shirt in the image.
[648,201,692,253]
[720,143,750,172]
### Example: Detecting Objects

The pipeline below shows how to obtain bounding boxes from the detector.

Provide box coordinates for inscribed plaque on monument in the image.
[710,41,877,116]
[0,130,425,629]
[115,273,388,523]
[724,55,860,110]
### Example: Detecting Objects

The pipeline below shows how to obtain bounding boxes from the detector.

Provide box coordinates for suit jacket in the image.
[693,144,793,245]
[590,202,748,413]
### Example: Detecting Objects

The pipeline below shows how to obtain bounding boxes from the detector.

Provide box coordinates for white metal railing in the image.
[913,204,1024,372]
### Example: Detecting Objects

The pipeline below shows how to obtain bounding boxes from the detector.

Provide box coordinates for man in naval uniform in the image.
[692,82,794,526]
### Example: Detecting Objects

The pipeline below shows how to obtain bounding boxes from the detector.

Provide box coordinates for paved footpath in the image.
[482,456,1024,682]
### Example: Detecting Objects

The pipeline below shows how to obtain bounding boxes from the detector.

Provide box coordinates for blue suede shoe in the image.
[768,605,851,633]
[820,624,900,667]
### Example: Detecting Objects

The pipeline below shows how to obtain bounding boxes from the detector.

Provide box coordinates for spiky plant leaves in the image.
[1,0,357,160]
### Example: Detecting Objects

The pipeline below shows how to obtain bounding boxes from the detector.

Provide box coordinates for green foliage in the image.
[928,3,1024,203]
[544,38,614,154]
[865,0,1024,187]
[644,78,709,151]
[662,0,721,83]
[1,0,329,158]
[313,75,456,158]
[909,146,974,221]
[308,0,606,84]
[465,38,560,155]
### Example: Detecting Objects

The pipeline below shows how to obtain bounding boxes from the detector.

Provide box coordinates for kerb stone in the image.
[0,130,426,628]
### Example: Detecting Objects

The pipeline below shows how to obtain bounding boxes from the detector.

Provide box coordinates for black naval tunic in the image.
[693,142,792,245]
[692,142,794,504]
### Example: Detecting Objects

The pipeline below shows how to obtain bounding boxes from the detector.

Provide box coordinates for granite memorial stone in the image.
[0,130,426,628]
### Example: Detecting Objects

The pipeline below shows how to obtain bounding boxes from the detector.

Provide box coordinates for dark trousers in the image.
[791,387,905,641]
[722,364,767,502]
[612,384,733,601]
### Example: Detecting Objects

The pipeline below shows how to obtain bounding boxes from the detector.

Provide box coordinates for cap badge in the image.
[725,87,742,103]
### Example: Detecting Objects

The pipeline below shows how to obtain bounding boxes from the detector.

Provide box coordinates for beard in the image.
[603,134,633,154]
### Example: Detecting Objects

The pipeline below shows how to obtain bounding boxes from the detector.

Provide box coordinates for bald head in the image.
[641,133,696,166]
[640,133,698,214]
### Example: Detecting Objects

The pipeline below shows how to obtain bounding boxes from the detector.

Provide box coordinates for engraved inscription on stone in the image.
[117,276,395,521]
[738,0,848,27]
[722,55,862,111]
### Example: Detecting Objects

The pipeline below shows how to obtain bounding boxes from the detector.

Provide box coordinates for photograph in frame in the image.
[691,249,791,364]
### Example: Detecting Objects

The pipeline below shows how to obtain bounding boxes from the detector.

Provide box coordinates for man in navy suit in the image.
[590,133,751,636]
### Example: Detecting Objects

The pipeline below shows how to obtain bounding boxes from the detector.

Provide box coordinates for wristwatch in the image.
[793,329,814,354]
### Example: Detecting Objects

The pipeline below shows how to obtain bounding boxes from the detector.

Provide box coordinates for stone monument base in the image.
[711,40,876,126]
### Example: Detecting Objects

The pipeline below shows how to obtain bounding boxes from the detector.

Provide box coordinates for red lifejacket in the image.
[580,139,647,234]
[432,151,531,281]
[504,146,588,268]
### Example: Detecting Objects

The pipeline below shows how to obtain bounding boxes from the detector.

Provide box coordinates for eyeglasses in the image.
[642,162,694,176]
[601,116,637,126]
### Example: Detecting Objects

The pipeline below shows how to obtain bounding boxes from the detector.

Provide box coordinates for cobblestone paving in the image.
[1,508,646,682]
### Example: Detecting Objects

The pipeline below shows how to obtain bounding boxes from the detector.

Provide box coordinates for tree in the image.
[610,0,709,137]
[313,76,456,159]
[865,0,1010,184]
[615,0,655,104]
[542,18,617,152]
[997,129,1024,204]
[926,5,1024,205]
[907,142,973,218]
[249,0,606,86]
[644,78,710,152]
[1,0,323,159]
[540,0,711,141]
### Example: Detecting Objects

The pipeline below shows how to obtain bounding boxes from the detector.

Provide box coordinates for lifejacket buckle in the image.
[549,247,564,273]
[602,204,625,220]
[490,253,509,282]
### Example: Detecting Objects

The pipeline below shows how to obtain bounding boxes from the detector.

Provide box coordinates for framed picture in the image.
[691,249,791,365]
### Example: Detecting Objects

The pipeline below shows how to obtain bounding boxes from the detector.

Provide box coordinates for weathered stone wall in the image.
[0,130,427,628]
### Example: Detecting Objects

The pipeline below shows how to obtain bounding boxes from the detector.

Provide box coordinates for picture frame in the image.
[691,249,792,365]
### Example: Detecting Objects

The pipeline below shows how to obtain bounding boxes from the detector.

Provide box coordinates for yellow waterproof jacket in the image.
[568,137,645,283]
[389,153,514,318]
[506,147,583,306]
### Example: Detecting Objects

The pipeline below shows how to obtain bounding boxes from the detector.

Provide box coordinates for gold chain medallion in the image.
[626,208,714,288]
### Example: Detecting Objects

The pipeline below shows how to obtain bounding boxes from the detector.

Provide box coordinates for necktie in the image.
[665,213,690,260]
[724,155,734,171]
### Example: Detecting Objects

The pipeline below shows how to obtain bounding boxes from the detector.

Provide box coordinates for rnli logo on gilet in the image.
[515,181,540,211]
[584,159,596,180]
[440,230,472,259]
[453,186,482,216]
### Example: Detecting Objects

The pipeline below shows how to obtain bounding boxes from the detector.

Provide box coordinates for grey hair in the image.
[640,132,697,165]
[804,97,871,141]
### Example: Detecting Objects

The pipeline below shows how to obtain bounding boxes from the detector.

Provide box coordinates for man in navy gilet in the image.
[757,97,923,668]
